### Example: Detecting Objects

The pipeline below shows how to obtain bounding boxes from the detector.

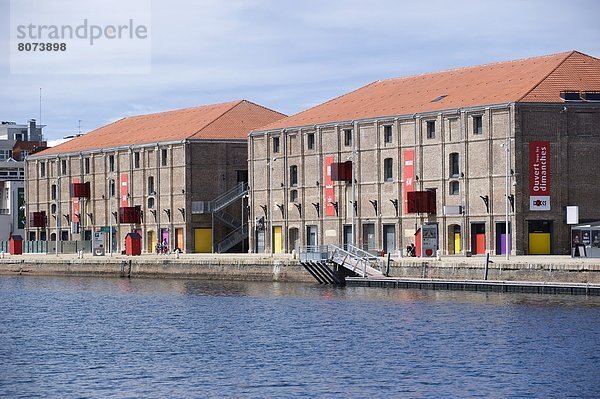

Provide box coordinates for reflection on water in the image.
[1,276,599,398]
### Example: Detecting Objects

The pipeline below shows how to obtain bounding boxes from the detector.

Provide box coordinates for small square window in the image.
[473,116,483,135]
[426,121,436,139]
[273,137,280,153]
[384,125,392,144]
[290,189,298,202]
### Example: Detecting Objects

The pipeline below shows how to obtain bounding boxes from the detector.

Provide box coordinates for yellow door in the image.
[454,232,461,254]
[529,233,551,254]
[147,230,155,253]
[194,228,212,253]
[273,226,283,254]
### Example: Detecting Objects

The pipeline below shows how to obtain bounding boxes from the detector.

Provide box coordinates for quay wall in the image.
[1,255,599,284]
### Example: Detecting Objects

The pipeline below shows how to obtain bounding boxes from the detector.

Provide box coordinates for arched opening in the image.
[447,224,461,254]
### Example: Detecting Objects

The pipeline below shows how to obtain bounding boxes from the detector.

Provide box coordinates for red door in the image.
[476,234,486,255]
[415,228,421,257]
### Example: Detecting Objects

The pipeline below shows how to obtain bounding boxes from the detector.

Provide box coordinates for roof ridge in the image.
[516,51,575,102]
[238,99,287,118]
[123,100,243,121]
[192,100,245,136]
[257,80,380,132]
[380,51,575,83]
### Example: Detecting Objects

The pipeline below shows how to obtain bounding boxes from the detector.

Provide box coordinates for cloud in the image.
[0,0,599,140]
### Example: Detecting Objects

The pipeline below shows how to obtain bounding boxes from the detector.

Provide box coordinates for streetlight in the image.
[241,194,248,253]
[107,174,114,257]
[54,176,60,256]
[268,157,276,255]
[501,139,512,260]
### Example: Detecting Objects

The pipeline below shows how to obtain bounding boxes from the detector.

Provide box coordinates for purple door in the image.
[161,229,169,248]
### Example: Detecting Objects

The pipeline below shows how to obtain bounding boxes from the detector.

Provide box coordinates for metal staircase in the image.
[191,183,248,252]
[299,244,384,285]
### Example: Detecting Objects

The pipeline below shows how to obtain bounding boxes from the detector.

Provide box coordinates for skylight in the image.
[431,95,447,102]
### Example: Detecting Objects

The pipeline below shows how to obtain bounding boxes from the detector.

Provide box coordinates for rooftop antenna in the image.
[78,119,81,136]
[39,87,43,141]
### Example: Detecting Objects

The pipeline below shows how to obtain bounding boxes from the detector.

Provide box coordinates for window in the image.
[290,165,298,187]
[449,181,460,195]
[344,129,353,147]
[307,133,315,150]
[449,153,460,177]
[236,170,248,184]
[51,184,57,200]
[426,121,436,139]
[134,152,140,169]
[109,180,116,197]
[61,159,67,175]
[21,150,29,159]
[84,158,90,174]
[473,116,483,135]
[109,155,115,172]
[290,189,298,202]
[384,158,393,182]
[39,162,45,177]
[384,125,392,144]
[148,176,155,195]
[272,136,280,153]
[148,197,155,209]
[51,203,57,214]
[161,149,168,166]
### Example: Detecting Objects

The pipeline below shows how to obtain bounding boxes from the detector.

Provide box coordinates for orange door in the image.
[476,233,486,254]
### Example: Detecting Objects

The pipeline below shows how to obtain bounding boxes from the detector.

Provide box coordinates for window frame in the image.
[449,181,460,195]
[383,158,393,182]
[307,133,315,150]
[473,115,483,135]
[449,152,460,178]
[383,125,393,144]
[290,165,298,187]
[426,120,436,139]
[272,136,280,153]
[344,129,353,147]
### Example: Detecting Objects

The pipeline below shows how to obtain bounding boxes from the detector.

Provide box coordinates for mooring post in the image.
[484,253,490,280]
[385,252,391,276]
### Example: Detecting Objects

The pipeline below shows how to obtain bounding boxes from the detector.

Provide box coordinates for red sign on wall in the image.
[529,141,550,211]
[403,150,415,214]
[324,155,336,217]
[120,173,129,208]
[72,177,80,223]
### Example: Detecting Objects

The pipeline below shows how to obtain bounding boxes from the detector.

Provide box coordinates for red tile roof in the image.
[37,100,285,156]
[257,51,600,131]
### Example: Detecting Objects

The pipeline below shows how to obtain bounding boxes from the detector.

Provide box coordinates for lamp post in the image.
[268,158,276,255]
[501,140,511,260]
[55,176,60,256]
[107,174,114,257]
[242,194,248,253]
[351,123,357,248]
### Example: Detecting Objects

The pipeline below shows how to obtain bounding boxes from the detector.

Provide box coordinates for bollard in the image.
[484,253,490,280]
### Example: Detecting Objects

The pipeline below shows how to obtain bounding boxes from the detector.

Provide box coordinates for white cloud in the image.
[0,0,599,140]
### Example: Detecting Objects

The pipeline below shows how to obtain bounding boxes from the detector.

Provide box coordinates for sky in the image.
[1,0,599,145]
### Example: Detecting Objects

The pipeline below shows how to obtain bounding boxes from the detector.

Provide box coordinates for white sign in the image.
[566,206,579,225]
[530,196,550,211]
[421,224,438,257]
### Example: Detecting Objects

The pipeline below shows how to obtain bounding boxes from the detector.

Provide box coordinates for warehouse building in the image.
[248,51,600,256]
[26,100,284,253]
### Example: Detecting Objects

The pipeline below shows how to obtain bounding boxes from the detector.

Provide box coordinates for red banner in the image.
[120,173,129,208]
[72,177,80,223]
[324,155,335,217]
[403,150,415,214]
[529,141,550,211]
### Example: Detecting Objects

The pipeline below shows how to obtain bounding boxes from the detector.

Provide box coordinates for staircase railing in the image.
[330,245,383,277]
[217,223,248,253]
[214,210,241,229]
[212,182,248,212]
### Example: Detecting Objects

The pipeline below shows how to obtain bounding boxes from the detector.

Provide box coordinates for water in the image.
[1,276,599,398]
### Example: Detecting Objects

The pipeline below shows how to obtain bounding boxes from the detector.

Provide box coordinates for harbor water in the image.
[1,276,599,398]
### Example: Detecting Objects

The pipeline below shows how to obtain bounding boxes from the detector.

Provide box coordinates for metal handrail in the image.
[346,244,379,260]
[217,223,249,253]
[212,182,248,212]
